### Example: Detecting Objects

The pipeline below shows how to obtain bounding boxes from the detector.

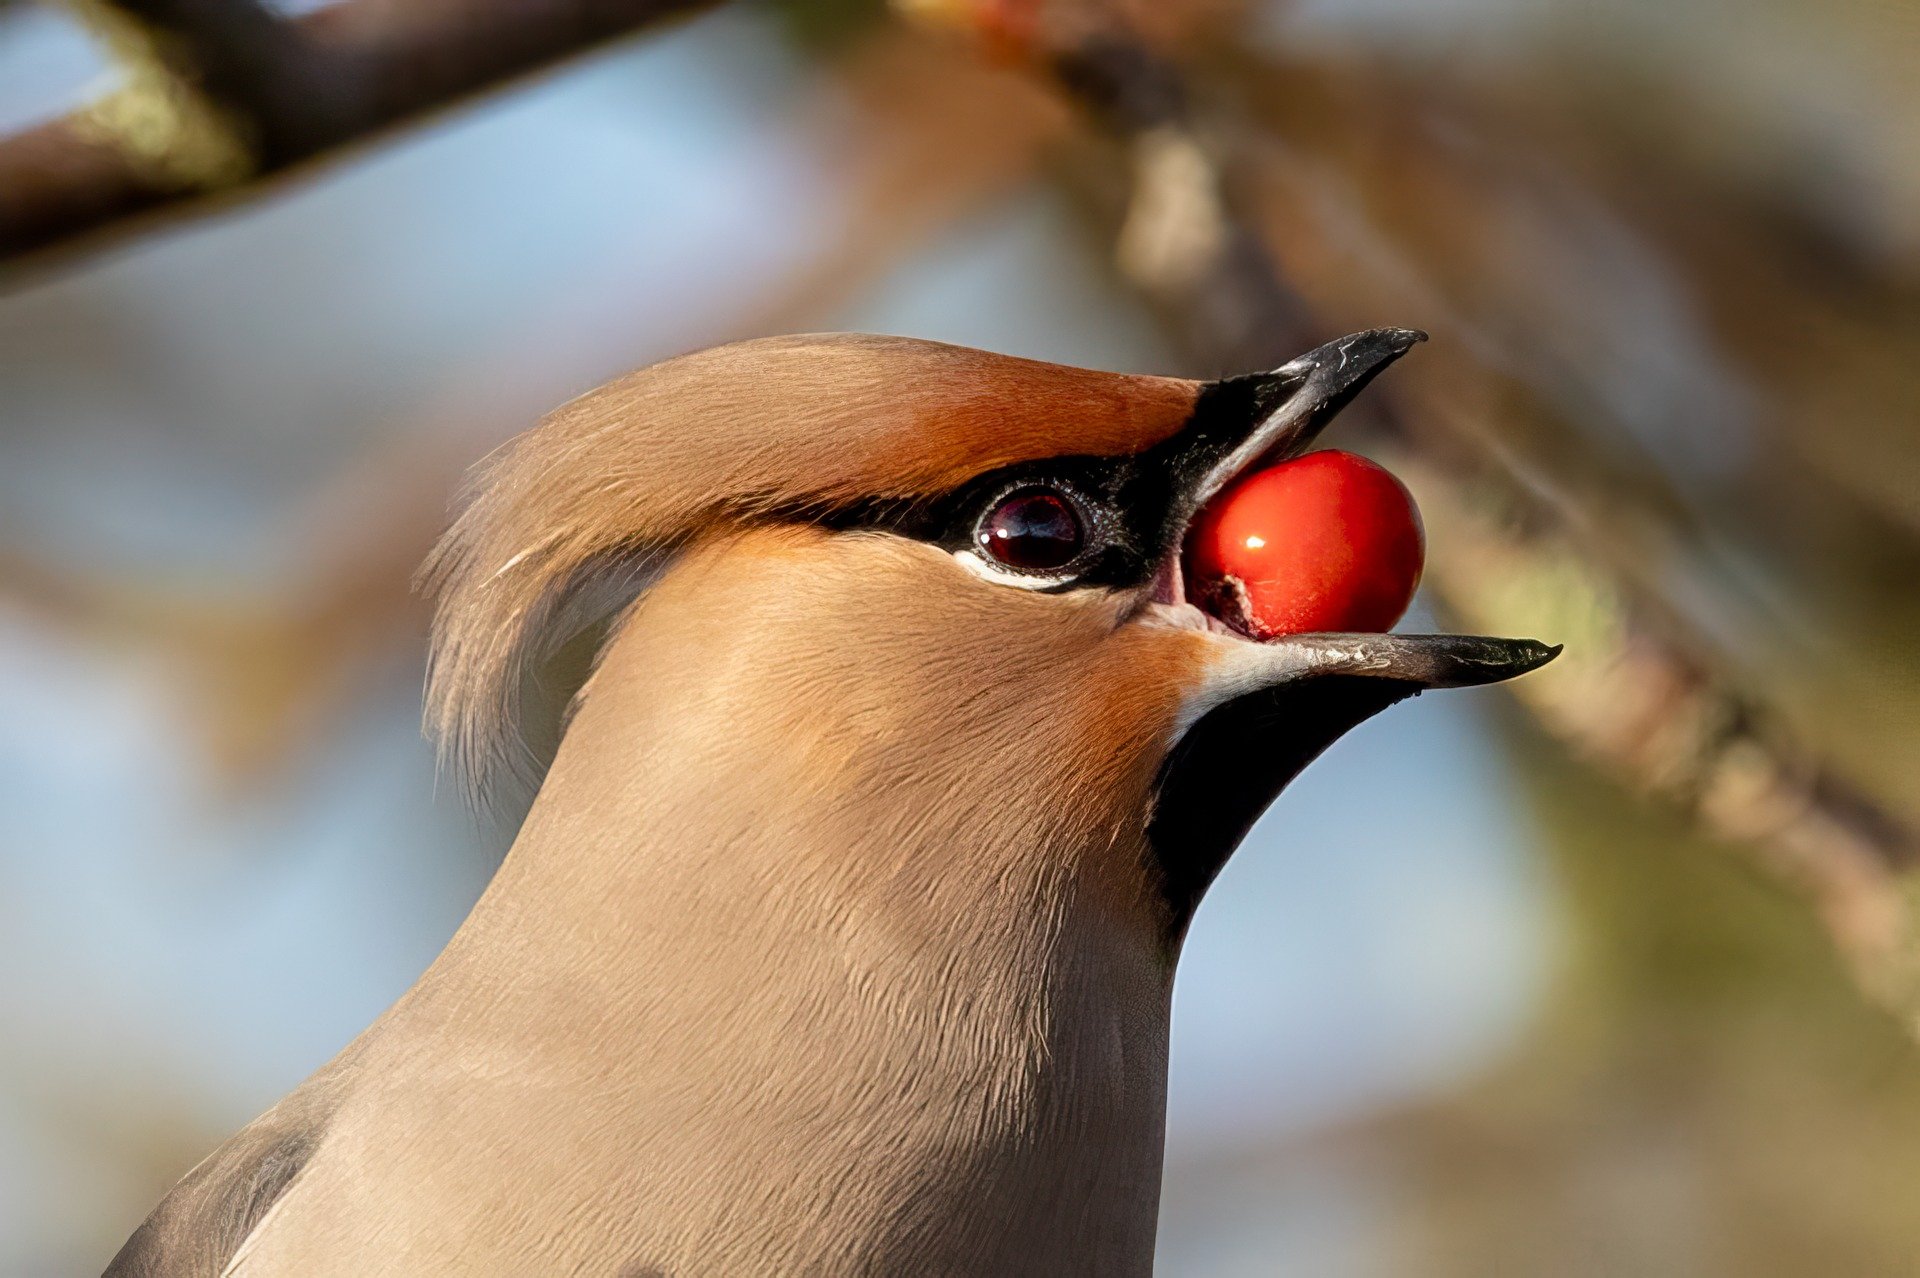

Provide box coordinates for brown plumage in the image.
[419,333,1197,803]
[109,330,1554,1276]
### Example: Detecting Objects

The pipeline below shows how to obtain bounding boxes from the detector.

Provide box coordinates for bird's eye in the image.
[977,488,1085,572]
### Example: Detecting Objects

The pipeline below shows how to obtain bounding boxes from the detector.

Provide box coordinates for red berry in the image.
[1184,450,1424,639]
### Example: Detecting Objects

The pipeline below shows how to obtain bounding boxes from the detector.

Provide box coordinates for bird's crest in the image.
[417,333,1197,808]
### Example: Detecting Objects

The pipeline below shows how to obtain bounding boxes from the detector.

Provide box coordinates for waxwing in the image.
[110,329,1555,1276]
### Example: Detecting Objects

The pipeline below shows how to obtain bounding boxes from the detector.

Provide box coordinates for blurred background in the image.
[1,0,1917,1272]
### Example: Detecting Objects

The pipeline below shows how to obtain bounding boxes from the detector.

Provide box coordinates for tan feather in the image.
[417,333,1196,806]
[226,524,1212,1274]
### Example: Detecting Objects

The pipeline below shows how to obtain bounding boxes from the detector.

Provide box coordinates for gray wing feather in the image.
[104,1092,336,1277]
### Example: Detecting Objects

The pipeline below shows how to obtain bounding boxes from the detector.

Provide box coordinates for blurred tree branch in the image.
[0,0,717,273]
[893,0,1920,1034]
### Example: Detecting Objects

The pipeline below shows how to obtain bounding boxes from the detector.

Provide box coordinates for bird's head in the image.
[422,331,1555,948]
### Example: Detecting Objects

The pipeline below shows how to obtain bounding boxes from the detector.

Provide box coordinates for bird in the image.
[108,328,1556,1276]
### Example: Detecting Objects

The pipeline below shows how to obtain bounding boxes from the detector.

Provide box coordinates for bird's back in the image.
[104,1072,347,1277]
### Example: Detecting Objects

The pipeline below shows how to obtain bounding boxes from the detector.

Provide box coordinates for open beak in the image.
[1142,329,1559,935]
[1146,326,1559,696]
[1173,326,1430,527]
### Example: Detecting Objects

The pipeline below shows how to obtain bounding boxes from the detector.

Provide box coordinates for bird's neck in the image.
[399,609,1179,1271]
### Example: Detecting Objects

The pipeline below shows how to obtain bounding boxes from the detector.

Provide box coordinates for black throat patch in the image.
[1145,674,1426,946]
